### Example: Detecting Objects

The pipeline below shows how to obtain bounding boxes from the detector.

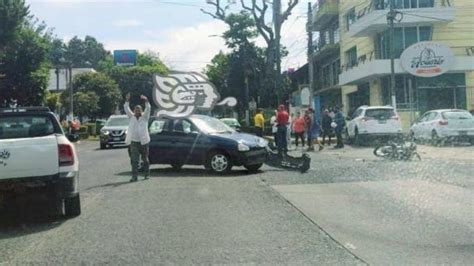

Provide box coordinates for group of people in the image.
[254,105,345,154]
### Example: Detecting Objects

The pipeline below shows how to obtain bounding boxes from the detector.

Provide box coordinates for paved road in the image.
[0,141,362,265]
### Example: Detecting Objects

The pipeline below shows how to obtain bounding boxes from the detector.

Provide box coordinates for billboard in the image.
[114,50,137,66]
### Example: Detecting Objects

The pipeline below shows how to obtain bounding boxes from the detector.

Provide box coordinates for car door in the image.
[170,119,203,165]
[412,112,429,139]
[148,118,173,164]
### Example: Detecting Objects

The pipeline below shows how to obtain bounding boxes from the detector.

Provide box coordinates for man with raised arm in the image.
[124,93,151,182]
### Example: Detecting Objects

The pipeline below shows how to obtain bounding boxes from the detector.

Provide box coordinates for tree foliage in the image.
[62,72,121,117]
[0,0,29,48]
[0,12,52,107]
[49,35,109,69]
[72,91,100,119]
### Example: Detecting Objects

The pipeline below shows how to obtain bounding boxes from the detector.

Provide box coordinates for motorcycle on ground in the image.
[373,139,421,161]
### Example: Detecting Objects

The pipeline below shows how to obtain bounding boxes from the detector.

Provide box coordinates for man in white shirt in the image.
[124,93,151,182]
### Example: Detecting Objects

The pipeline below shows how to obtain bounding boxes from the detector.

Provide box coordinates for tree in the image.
[202,0,299,106]
[63,72,121,117]
[0,0,29,48]
[44,90,62,113]
[0,18,51,107]
[73,91,99,119]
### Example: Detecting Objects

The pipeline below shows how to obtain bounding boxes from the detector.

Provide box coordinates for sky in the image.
[27,0,310,72]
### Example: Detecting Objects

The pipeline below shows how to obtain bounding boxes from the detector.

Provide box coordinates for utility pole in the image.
[68,65,73,119]
[273,0,282,104]
[307,2,314,109]
[388,0,397,111]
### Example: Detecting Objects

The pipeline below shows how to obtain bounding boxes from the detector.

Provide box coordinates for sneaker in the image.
[130,177,138,182]
[307,146,315,152]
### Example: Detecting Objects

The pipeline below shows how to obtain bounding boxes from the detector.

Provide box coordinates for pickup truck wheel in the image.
[100,143,106,149]
[64,194,81,218]
[244,163,263,173]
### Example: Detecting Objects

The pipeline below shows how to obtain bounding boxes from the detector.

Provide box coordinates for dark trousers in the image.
[335,129,344,148]
[321,128,332,144]
[129,141,150,178]
[255,127,263,137]
[294,132,305,147]
[276,125,287,153]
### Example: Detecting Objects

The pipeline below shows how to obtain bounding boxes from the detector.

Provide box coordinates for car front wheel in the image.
[206,151,232,174]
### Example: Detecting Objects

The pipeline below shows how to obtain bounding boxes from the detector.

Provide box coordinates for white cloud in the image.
[112,19,143,28]
[104,20,229,72]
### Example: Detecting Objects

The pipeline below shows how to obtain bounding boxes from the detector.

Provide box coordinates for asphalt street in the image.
[0,141,361,265]
[1,140,473,264]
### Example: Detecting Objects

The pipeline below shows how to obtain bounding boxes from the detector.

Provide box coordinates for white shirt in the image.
[270,116,278,133]
[124,101,151,145]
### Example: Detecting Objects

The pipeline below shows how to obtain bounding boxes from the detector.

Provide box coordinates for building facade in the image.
[337,0,474,130]
[47,68,96,92]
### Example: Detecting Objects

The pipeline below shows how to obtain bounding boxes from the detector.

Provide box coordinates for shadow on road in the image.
[114,167,259,178]
[0,194,64,239]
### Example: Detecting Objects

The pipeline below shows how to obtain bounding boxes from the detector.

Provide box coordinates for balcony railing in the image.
[312,0,339,30]
[347,0,455,37]
[312,39,340,60]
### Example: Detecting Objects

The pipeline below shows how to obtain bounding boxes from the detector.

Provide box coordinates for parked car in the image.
[0,107,81,217]
[147,115,268,174]
[100,115,129,149]
[220,118,241,132]
[346,105,403,144]
[410,109,474,145]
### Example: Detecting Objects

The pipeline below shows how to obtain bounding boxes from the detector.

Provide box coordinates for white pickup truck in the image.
[0,107,81,217]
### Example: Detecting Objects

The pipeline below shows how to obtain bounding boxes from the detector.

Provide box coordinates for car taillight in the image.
[58,144,74,166]
[439,120,449,126]
[362,117,372,122]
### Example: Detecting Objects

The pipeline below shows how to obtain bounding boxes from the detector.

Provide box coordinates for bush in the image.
[84,123,97,136]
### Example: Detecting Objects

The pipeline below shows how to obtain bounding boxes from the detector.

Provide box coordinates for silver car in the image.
[99,115,130,149]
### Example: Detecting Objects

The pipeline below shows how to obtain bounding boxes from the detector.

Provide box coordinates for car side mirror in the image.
[67,133,80,143]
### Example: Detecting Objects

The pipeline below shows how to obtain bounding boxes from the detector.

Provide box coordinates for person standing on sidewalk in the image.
[254,108,264,137]
[321,109,333,145]
[124,93,151,182]
[333,106,345,149]
[309,109,324,151]
[270,110,278,147]
[276,105,289,154]
[292,112,305,149]
[304,109,313,151]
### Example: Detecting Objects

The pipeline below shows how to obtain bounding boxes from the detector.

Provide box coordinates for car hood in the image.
[214,132,268,147]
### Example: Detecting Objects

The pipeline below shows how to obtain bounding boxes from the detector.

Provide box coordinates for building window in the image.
[374,0,433,9]
[332,59,340,86]
[382,76,417,109]
[375,26,432,59]
[346,47,357,68]
[333,22,340,44]
[345,8,356,30]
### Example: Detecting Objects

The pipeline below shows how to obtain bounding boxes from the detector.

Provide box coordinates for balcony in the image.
[347,6,455,38]
[312,0,339,30]
[312,41,339,61]
[339,55,474,86]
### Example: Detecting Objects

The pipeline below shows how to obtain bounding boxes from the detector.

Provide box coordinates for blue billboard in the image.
[114,50,137,66]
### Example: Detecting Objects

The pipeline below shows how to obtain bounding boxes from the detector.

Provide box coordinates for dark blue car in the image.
[147,115,268,174]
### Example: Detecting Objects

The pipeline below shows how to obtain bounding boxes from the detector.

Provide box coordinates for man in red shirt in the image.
[276,104,289,154]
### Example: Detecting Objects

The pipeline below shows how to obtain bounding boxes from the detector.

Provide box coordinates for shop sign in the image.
[400,41,454,78]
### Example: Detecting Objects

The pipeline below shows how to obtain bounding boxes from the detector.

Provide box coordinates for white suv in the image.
[347,106,403,144]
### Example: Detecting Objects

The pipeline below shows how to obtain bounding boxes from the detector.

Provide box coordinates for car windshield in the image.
[442,111,473,120]
[365,109,395,119]
[190,116,235,134]
[0,115,56,139]
[105,117,129,127]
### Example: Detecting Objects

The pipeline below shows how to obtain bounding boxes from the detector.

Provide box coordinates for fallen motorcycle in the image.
[264,144,311,173]
[373,140,421,161]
